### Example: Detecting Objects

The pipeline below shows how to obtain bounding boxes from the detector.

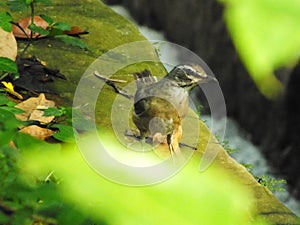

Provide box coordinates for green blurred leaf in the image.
[0,57,18,75]
[55,35,88,49]
[6,100,17,107]
[1,106,24,114]
[35,0,52,4]
[53,21,71,31]
[0,93,11,105]
[7,0,28,11]
[39,14,54,25]
[20,133,271,225]
[0,211,9,224]
[43,107,64,117]
[51,124,76,143]
[11,208,33,225]
[28,23,50,36]
[0,12,13,32]
[221,0,300,98]
[0,130,16,146]
[0,108,21,130]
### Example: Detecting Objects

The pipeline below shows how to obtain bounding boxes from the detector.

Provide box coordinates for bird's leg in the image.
[178,142,197,150]
[124,129,141,140]
[167,134,175,156]
[124,129,152,152]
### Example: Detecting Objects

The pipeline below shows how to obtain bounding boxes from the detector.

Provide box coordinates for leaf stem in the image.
[30,1,35,39]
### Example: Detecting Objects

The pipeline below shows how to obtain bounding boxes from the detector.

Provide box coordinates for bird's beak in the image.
[201,75,218,83]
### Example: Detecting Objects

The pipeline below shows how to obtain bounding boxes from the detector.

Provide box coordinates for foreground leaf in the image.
[0,57,18,74]
[221,0,300,98]
[51,124,76,143]
[0,12,12,32]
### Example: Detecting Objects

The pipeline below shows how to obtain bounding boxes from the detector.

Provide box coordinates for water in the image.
[109,4,300,216]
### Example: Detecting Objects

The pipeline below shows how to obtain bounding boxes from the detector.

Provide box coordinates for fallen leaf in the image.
[12,16,49,39]
[15,93,55,124]
[20,125,54,140]
[63,26,89,36]
[0,27,17,61]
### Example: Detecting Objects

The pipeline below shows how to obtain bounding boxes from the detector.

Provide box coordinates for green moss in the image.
[8,0,157,105]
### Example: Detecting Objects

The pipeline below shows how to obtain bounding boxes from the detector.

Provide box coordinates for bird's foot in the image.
[179,142,197,150]
[124,129,152,152]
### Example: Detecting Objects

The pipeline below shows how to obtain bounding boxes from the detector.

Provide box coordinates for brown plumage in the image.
[132,64,215,155]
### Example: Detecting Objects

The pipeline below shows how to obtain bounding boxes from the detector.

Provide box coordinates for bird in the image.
[132,64,216,156]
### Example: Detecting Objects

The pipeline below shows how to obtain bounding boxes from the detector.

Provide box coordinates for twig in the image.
[94,71,127,83]
[94,71,133,99]
[10,21,30,39]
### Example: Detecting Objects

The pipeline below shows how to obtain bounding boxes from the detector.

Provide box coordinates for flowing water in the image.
[110,5,300,216]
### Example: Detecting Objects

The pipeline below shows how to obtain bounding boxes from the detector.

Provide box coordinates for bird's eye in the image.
[185,69,194,74]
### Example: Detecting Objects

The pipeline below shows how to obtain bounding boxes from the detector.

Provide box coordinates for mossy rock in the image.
[7,0,300,224]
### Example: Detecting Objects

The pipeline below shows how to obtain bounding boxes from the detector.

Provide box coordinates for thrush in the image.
[132,64,216,155]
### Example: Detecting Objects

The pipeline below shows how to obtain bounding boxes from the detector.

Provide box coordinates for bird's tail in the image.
[133,69,157,89]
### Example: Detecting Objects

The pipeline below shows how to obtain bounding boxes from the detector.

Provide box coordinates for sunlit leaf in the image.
[20,134,270,225]
[1,81,23,100]
[1,81,15,93]
[221,0,300,98]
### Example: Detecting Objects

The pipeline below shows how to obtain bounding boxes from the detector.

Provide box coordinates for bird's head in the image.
[165,64,216,89]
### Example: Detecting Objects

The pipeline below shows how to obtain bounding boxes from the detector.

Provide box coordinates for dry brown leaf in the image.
[20,125,54,140]
[15,93,55,124]
[63,26,89,36]
[0,27,17,61]
[12,16,49,39]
